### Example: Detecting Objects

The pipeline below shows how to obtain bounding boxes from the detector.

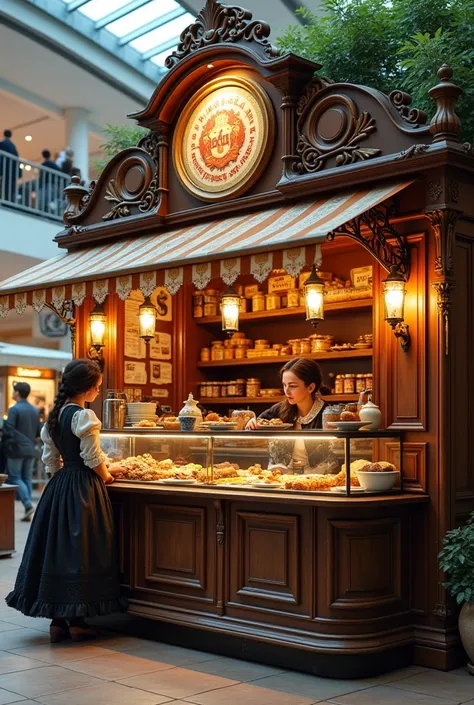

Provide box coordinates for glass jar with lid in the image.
[200,347,210,362]
[343,374,356,394]
[265,293,281,310]
[252,292,265,312]
[211,341,224,361]
[287,289,300,309]
[235,379,246,396]
[356,374,366,393]
[322,405,342,429]
[246,378,261,397]
[335,375,344,394]
[230,408,256,430]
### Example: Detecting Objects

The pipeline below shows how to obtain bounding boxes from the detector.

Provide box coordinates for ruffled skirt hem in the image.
[5,591,128,619]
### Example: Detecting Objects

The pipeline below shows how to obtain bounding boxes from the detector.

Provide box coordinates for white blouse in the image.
[41,405,108,474]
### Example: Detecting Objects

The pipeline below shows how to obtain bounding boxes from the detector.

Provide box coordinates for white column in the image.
[64,107,90,184]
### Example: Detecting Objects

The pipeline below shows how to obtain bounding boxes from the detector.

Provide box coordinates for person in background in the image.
[0,129,19,202]
[6,382,41,521]
[6,359,128,643]
[39,149,61,212]
[60,147,75,176]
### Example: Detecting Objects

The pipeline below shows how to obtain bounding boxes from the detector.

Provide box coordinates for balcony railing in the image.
[0,151,71,222]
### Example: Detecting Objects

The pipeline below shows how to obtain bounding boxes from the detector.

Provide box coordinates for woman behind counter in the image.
[247,358,338,474]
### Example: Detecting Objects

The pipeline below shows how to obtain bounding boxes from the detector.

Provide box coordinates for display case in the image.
[100,429,403,496]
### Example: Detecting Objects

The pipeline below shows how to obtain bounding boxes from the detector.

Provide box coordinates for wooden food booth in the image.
[1,0,473,676]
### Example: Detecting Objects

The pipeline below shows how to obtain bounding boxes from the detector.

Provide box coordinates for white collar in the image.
[297,397,324,425]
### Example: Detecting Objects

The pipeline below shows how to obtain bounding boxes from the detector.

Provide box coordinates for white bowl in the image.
[356,470,399,491]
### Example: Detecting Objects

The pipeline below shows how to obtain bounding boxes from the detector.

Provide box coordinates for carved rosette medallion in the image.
[173,76,274,201]
[102,155,158,221]
[292,92,380,173]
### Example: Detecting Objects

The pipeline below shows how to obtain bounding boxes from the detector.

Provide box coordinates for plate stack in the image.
[126,402,158,426]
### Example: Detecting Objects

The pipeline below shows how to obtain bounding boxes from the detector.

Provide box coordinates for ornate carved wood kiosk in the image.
[1,0,473,676]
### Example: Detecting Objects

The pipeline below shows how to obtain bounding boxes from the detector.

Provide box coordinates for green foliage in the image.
[93,122,148,174]
[438,512,474,605]
[276,0,474,141]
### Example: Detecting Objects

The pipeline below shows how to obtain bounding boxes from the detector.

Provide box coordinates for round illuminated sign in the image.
[174,77,274,201]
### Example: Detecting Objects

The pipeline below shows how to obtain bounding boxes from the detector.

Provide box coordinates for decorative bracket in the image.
[425,208,461,278]
[328,202,410,278]
[432,280,455,356]
[44,300,76,357]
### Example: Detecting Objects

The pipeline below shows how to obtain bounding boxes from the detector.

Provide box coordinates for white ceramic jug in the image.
[359,400,382,430]
[178,393,203,420]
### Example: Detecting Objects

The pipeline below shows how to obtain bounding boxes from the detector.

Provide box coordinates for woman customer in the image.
[6,359,127,643]
[246,358,338,473]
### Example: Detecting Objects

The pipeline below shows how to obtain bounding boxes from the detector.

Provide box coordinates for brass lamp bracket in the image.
[391,322,411,352]
[87,346,105,372]
[327,203,410,278]
[44,300,76,357]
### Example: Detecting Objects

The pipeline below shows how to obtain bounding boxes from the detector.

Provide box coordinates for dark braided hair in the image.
[47,359,102,435]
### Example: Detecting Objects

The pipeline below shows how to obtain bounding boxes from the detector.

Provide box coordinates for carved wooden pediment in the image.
[165,0,281,69]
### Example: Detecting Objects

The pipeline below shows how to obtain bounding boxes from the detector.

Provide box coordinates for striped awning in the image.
[0,180,411,315]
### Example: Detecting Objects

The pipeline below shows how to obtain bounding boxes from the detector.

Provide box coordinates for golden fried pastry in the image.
[205,412,220,422]
[133,419,156,427]
[364,461,397,473]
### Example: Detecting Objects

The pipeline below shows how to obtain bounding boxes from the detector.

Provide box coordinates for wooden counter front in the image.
[108,483,428,677]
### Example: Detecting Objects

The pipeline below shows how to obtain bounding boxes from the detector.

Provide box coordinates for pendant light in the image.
[139,296,157,344]
[303,265,325,328]
[221,287,240,334]
[88,302,106,370]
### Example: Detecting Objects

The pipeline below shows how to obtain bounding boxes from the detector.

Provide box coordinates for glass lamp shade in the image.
[221,288,240,333]
[304,265,325,327]
[382,266,406,326]
[139,296,156,343]
[89,305,106,349]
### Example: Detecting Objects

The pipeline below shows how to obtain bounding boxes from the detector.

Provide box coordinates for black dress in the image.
[6,404,126,618]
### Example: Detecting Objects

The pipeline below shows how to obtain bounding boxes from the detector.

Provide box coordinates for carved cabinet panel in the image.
[317,508,409,619]
[135,499,215,604]
[228,504,312,616]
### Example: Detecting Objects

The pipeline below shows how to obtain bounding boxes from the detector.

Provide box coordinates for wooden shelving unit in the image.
[195,298,373,326]
[198,349,372,368]
[203,394,360,405]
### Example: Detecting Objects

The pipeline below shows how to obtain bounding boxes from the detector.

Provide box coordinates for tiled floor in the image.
[0,497,472,705]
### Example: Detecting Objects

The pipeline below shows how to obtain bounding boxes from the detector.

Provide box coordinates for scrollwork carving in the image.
[388,90,427,126]
[425,209,461,277]
[102,154,159,221]
[328,203,409,277]
[296,76,332,116]
[292,92,380,174]
[165,0,280,69]
[432,281,456,356]
[427,180,443,204]
[395,144,429,160]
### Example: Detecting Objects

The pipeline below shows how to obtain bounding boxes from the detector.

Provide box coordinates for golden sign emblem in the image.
[174,76,274,202]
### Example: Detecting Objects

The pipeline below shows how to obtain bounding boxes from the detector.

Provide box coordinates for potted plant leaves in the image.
[438,511,474,673]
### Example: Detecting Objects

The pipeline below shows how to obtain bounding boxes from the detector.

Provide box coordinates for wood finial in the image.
[428,64,462,143]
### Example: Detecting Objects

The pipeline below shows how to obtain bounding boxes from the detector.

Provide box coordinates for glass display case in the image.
[100,429,403,496]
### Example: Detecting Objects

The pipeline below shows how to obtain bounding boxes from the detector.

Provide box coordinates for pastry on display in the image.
[362,461,397,472]
[133,419,157,427]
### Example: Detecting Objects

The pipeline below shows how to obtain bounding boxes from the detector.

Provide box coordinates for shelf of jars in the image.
[201,394,360,405]
[197,349,372,368]
[195,299,373,326]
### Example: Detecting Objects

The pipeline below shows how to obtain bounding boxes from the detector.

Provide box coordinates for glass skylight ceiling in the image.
[63,0,194,67]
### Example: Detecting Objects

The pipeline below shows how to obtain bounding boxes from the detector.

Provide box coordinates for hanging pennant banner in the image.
[139,271,157,298]
[14,292,27,315]
[220,257,241,285]
[51,286,66,311]
[192,262,212,290]
[93,279,108,304]
[164,268,183,295]
[283,247,306,277]
[115,275,133,301]
[32,289,46,313]
[71,283,86,307]
[250,253,273,283]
